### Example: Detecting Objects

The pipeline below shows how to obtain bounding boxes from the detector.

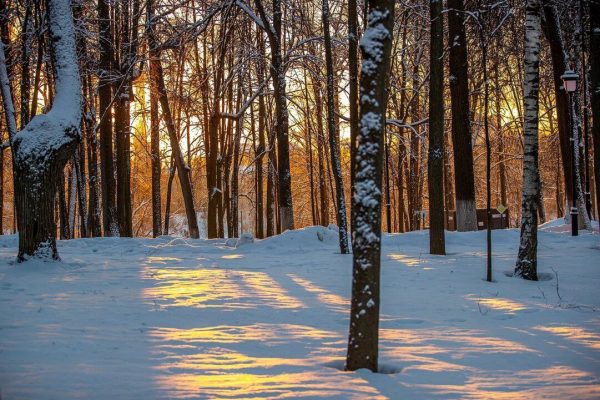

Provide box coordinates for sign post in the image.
[497,205,507,229]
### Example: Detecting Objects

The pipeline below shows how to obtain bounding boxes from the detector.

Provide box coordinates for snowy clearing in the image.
[1,223,599,399]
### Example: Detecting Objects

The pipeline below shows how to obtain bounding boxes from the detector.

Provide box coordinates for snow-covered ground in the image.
[1,222,599,399]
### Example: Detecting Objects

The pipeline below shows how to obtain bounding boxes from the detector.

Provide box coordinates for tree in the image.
[114,0,141,238]
[252,0,295,232]
[591,0,600,220]
[348,0,359,237]
[147,0,199,239]
[448,0,478,232]
[346,0,395,373]
[541,1,589,228]
[98,0,118,236]
[0,0,81,260]
[515,0,542,281]
[428,0,445,255]
[147,0,161,238]
[322,0,349,253]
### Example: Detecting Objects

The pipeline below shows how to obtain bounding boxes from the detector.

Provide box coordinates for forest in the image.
[0,0,599,398]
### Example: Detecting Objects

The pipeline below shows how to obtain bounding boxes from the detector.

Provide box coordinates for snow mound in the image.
[540,218,599,233]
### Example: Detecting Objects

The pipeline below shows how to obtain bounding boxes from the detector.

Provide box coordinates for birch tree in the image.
[515,0,542,281]
[346,0,395,373]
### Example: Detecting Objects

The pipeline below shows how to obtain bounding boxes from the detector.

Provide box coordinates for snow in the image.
[1,222,599,398]
[12,0,81,168]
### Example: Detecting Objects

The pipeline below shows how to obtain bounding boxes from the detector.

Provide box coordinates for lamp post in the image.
[561,70,579,236]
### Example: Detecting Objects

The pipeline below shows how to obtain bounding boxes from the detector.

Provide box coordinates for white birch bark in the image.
[515,0,542,280]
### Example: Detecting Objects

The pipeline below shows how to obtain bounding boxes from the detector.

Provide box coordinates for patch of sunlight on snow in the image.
[154,371,384,399]
[466,295,528,314]
[221,254,244,259]
[141,267,304,310]
[153,348,307,371]
[534,325,600,350]
[149,323,338,345]
[380,327,535,373]
[147,325,381,399]
[288,274,348,313]
[415,365,600,399]
[146,256,183,265]
[388,253,423,267]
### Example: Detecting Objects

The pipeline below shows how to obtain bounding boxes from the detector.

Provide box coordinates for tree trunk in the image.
[148,0,199,238]
[116,0,139,238]
[74,147,87,238]
[541,2,573,213]
[591,0,600,222]
[494,49,508,209]
[322,0,349,253]
[266,117,276,237]
[515,0,542,281]
[428,0,445,255]
[346,0,394,373]
[149,49,162,237]
[255,32,266,238]
[348,0,359,237]
[10,0,81,260]
[98,0,117,236]
[84,75,101,237]
[255,0,295,232]
[448,0,477,231]
[19,1,32,129]
[58,171,69,240]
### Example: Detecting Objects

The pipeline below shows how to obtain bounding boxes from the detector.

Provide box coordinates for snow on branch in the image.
[235,0,267,31]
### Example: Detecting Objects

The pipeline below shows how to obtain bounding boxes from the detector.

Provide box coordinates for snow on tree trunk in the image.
[346,0,395,373]
[10,0,81,260]
[515,0,542,281]
[428,0,445,255]
[322,0,349,254]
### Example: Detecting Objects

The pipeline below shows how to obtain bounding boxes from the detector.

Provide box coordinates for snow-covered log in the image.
[10,0,81,260]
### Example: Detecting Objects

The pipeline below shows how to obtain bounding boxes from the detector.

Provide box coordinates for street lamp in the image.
[561,70,579,236]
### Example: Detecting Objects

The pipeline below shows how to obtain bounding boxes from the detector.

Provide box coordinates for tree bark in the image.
[346,0,394,373]
[348,0,359,237]
[147,0,162,237]
[591,0,600,221]
[428,0,445,255]
[114,0,138,238]
[322,0,349,252]
[98,0,117,236]
[448,0,477,231]
[515,0,542,281]
[10,0,81,260]
[541,2,573,213]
